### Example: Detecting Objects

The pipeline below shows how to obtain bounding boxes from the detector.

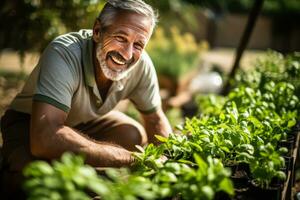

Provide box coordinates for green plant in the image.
[249,143,287,188]
[23,51,300,198]
[146,26,208,80]
[23,152,106,200]
[24,151,234,200]
[160,155,234,200]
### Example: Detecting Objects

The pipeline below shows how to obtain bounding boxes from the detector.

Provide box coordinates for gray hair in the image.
[97,0,158,33]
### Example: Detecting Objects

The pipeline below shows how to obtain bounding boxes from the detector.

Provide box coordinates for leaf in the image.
[88,180,111,196]
[155,135,168,143]
[189,142,203,152]
[194,154,208,175]
[248,116,263,128]
[201,185,214,200]
[219,113,225,121]
[287,120,296,128]
[278,147,288,154]
[240,144,254,155]
[200,136,210,143]
[23,161,54,177]
[178,159,196,166]
[219,178,234,196]
[223,140,233,148]
[175,124,184,131]
[220,146,230,153]
[236,152,254,163]
[276,171,286,180]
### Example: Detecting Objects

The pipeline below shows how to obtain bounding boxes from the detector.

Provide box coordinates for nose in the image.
[119,43,133,61]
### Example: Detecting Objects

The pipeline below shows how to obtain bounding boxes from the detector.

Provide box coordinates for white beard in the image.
[96,43,132,81]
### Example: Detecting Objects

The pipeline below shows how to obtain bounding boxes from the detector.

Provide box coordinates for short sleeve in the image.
[33,44,79,112]
[129,52,161,114]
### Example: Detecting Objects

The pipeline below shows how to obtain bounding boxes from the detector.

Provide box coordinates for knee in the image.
[119,124,147,151]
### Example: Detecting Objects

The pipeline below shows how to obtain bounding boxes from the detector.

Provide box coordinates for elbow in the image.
[30,131,51,158]
[30,136,44,158]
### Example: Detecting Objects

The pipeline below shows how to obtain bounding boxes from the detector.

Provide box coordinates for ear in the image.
[93,20,102,43]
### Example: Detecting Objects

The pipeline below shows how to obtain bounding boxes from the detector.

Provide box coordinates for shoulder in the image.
[42,30,93,66]
[51,29,93,48]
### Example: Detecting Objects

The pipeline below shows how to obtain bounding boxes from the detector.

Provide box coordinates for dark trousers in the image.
[0,109,34,200]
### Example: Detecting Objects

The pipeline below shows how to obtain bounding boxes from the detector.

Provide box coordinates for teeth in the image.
[111,55,125,65]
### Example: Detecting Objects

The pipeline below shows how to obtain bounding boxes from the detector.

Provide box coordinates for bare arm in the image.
[30,101,133,167]
[141,106,172,145]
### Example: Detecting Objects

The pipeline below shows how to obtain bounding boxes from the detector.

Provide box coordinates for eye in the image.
[115,36,126,42]
[134,43,144,51]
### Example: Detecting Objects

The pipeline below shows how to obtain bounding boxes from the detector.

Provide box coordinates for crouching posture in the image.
[0,0,171,198]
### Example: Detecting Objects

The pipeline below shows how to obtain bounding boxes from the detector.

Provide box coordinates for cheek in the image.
[133,50,143,61]
[101,38,120,53]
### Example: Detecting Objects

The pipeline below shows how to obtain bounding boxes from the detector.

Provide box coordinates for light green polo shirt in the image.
[10,30,161,127]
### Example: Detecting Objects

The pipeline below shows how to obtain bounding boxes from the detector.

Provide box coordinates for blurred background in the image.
[0,0,299,136]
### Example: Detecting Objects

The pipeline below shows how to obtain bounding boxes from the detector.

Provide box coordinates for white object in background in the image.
[189,72,223,94]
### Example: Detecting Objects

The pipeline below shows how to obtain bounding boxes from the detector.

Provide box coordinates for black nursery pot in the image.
[214,191,232,200]
[281,156,293,174]
[249,180,283,200]
[230,163,251,189]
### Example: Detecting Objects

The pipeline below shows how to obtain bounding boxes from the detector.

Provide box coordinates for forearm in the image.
[31,125,133,167]
[143,108,172,144]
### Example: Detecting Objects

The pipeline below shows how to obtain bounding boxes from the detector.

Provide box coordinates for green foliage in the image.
[196,94,226,116]
[0,0,105,53]
[250,143,286,188]
[24,151,233,200]
[23,152,104,200]
[146,26,208,80]
[133,153,234,200]
[191,51,299,187]
[23,51,299,198]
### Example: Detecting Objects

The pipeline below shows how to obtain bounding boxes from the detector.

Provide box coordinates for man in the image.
[1,0,171,186]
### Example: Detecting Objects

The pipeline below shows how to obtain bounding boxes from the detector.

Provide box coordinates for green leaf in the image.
[220,146,230,153]
[276,171,286,180]
[160,171,178,182]
[178,159,196,166]
[287,120,296,128]
[278,147,288,154]
[248,116,263,128]
[219,178,234,195]
[194,154,208,174]
[23,161,54,177]
[155,135,168,143]
[201,185,214,200]
[240,144,254,155]
[189,142,203,152]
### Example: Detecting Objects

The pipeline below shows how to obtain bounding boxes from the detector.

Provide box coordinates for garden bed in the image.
[228,128,300,200]
[3,51,300,200]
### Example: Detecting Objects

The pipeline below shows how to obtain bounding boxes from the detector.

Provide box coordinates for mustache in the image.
[107,51,134,65]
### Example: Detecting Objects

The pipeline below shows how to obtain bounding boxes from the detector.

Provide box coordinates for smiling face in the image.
[93,11,152,81]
